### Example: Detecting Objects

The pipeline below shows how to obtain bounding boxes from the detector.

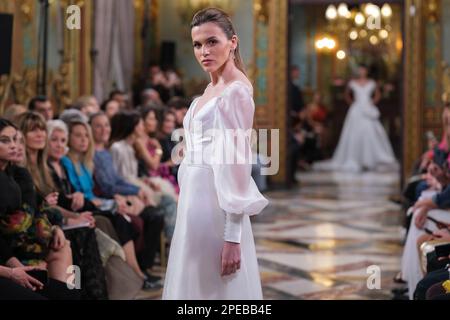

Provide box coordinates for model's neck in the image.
[209,59,238,86]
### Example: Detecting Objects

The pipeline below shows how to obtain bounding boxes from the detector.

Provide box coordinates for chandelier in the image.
[318,3,393,53]
[177,0,235,26]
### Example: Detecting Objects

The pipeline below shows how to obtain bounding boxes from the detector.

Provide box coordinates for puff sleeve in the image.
[211,83,269,242]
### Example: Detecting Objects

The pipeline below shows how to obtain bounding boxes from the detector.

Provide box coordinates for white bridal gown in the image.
[162,81,269,300]
[315,79,397,172]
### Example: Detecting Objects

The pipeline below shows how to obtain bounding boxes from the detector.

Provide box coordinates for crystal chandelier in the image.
[324,3,393,46]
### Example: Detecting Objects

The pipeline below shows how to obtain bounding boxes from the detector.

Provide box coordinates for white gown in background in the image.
[314,79,398,172]
[162,81,269,300]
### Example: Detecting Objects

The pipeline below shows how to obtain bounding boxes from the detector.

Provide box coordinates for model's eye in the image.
[207,39,217,46]
[193,43,201,49]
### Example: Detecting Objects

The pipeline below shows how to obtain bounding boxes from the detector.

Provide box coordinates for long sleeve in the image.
[211,83,269,223]
[110,142,139,181]
[94,151,140,198]
[61,157,95,200]
[432,185,450,209]
[224,213,243,243]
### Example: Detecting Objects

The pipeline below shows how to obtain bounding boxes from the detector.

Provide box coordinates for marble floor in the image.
[137,169,405,300]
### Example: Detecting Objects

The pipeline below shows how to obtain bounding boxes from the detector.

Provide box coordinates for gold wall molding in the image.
[250,0,288,186]
[0,0,92,114]
[267,0,288,185]
[403,0,425,179]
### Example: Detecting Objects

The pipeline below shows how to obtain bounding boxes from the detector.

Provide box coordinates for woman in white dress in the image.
[315,65,397,172]
[162,8,269,300]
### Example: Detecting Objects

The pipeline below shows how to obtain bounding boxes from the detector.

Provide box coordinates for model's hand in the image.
[221,241,241,276]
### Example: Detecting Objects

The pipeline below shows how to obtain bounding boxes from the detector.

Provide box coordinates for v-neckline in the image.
[190,80,251,121]
[191,95,218,121]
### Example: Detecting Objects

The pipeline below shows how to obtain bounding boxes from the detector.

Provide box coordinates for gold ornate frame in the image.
[252,0,288,186]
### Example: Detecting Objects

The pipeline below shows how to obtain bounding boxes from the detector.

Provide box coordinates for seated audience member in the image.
[0,118,77,299]
[59,108,89,124]
[167,97,189,129]
[72,96,101,117]
[136,105,179,198]
[0,236,76,300]
[141,88,164,108]
[90,112,165,274]
[60,119,160,289]
[100,99,120,120]
[414,228,450,300]
[17,113,107,299]
[3,104,27,124]
[109,90,128,110]
[28,96,54,121]
[109,111,177,240]
[157,110,180,179]
[400,139,450,298]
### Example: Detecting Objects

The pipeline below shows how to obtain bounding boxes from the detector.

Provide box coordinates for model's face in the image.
[69,124,90,154]
[12,131,25,164]
[162,114,176,135]
[144,111,158,134]
[25,126,47,152]
[48,129,68,161]
[191,22,237,73]
[105,100,120,119]
[0,126,18,163]
[34,100,54,121]
[358,67,368,78]
[91,115,111,145]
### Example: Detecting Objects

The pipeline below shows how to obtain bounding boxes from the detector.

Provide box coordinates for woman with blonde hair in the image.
[61,118,160,289]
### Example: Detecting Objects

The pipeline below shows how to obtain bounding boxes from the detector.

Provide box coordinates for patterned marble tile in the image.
[148,169,403,300]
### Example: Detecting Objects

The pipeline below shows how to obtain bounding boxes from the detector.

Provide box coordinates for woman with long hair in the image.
[0,118,77,298]
[90,112,165,282]
[60,119,157,288]
[162,8,268,299]
[135,105,179,199]
[109,111,177,240]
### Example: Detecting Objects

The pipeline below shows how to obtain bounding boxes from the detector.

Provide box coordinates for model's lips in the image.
[202,59,213,65]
